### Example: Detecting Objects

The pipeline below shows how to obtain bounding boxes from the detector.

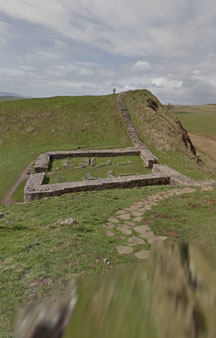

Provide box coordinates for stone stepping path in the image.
[117,246,134,255]
[127,237,145,245]
[117,224,132,235]
[103,187,196,260]
[118,213,131,221]
[135,250,151,260]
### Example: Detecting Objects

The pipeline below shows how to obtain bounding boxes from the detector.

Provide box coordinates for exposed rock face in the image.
[146,98,159,112]
[176,119,198,158]
[15,243,216,338]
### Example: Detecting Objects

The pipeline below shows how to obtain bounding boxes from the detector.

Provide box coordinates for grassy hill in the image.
[0,95,131,202]
[1,90,216,337]
[124,90,216,180]
[0,96,22,102]
[1,90,215,204]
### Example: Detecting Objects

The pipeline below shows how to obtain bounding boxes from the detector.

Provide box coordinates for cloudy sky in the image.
[0,0,216,104]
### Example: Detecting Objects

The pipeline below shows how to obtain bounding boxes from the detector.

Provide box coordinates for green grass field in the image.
[1,185,216,337]
[47,156,150,184]
[172,105,216,136]
[1,91,216,337]
[0,185,170,337]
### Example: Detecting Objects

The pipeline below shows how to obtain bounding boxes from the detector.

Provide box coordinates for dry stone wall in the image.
[153,164,216,187]
[118,93,158,168]
[25,147,171,201]
[34,148,141,173]
[24,173,170,201]
[152,164,197,186]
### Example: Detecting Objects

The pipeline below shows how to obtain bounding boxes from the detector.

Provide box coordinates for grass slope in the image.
[1,185,216,337]
[0,95,131,202]
[124,90,216,180]
[0,185,170,337]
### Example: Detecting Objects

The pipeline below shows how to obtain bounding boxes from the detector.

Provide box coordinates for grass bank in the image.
[0,95,131,202]
[124,90,216,180]
[0,185,170,337]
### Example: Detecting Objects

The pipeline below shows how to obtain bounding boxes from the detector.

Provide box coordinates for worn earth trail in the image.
[103,186,214,260]
[189,132,216,166]
[2,160,35,205]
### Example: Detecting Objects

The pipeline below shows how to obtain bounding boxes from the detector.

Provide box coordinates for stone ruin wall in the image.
[24,147,170,201]
[34,148,141,173]
[24,172,170,201]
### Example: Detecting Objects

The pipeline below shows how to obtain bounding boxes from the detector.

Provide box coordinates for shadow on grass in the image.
[0,225,28,231]
[43,176,50,184]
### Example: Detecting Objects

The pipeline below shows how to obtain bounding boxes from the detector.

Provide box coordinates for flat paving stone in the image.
[133,217,144,223]
[124,221,136,227]
[106,231,114,237]
[127,237,145,245]
[151,195,160,199]
[116,210,127,215]
[134,225,151,234]
[139,232,155,240]
[165,192,174,197]
[133,202,144,208]
[125,206,138,211]
[174,190,184,195]
[108,218,119,224]
[117,246,134,255]
[149,201,158,206]
[147,236,167,244]
[144,205,152,211]
[137,208,147,212]
[118,213,131,221]
[132,211,144,217]
[103,223,115,229]
[202,186,213,192]
[135,250,150,260]
[117,224,132,235]
[184,188,195,192]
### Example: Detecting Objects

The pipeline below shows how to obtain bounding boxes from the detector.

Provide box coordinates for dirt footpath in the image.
[2,160,35,205]
[189,132,216,166]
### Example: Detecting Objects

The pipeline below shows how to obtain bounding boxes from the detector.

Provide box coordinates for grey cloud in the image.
[0,0,216,103]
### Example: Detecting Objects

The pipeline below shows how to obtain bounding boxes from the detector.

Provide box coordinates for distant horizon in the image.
[1,90,216,106]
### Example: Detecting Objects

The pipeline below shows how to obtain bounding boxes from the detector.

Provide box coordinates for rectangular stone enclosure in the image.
[24,148,170,201]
